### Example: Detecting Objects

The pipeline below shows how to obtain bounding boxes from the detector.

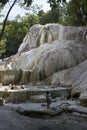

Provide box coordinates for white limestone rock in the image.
[13,40,87,78]
[18,24,87,53]
[18,24,43,53]
[49,59,87,97]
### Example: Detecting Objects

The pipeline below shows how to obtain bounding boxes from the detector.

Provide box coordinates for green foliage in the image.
[0,0,8,5]
[0,39,6,57]
[22,13,39,26]
[1,20,29,58]
[47,0,66,9]
[39,8,61,24]
[66,0,87,26]
[39,11,51,25]
[58,2,69,25]
[46,0,69,25]
[0,13,40,58]
[0,0,33,7]
[48,0,87,26]
[23,0,33,7]
[0,0,33,42]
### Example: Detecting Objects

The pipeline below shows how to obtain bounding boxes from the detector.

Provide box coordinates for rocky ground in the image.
[1,102,87,130]
[0,85,87,130]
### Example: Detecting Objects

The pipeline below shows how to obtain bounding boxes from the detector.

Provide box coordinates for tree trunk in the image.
[0,0,17,42]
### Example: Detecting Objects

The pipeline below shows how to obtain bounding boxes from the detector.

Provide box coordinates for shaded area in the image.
[0,106,87,130]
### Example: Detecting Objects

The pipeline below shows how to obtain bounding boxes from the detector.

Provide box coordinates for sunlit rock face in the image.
[18,24,43,53]
[13,40,87,78]
[18,24,87,53]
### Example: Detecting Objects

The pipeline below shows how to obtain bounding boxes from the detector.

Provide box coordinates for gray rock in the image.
[79,92,87,107]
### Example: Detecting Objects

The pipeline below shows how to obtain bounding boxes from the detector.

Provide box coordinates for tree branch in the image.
[0,0,17,42]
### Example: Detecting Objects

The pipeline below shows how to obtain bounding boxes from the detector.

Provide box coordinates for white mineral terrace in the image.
[0,85,71,92]
[0,85,71,104]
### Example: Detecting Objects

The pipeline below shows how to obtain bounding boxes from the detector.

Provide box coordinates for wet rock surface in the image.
[0,85,87,130]
[0,85,71,103]
[1,105,87,130]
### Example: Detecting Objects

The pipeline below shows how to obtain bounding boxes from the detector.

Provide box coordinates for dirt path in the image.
[0,106,87,130]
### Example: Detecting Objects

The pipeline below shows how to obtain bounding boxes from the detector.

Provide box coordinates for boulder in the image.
[79,92,87,107]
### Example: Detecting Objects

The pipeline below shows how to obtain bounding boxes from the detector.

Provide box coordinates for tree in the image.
[47,0,66,9]
[1,19,29,58]
[66,0,87,26]
[47,0,87,26]
[0,0,8,5]
[0,12,40,58]
[58,2,69,25]
[22,13,39,26]
[39,0,66,25]
[39,8,61,24]
[0,0,33,6]
[0,0,33,42]
[0,0,17,42]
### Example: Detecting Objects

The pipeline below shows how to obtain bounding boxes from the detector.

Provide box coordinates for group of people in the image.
[8,83,25,90]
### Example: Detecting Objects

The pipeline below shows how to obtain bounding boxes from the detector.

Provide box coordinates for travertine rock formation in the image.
[0,24,87,103]
[18,24,86,53]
